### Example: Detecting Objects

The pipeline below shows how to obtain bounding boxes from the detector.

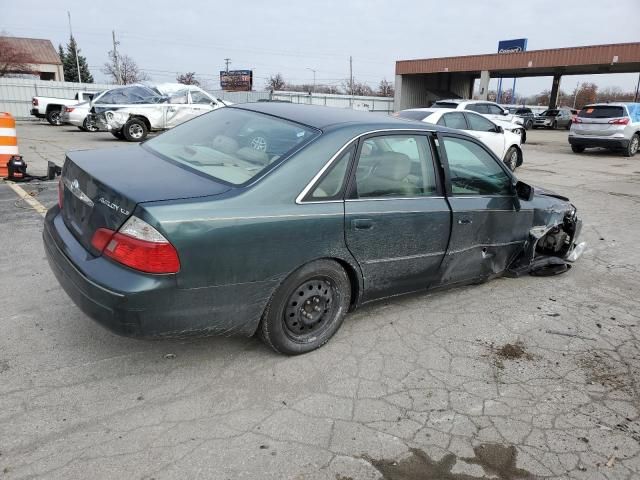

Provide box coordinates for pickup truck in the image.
[31,91,97,126]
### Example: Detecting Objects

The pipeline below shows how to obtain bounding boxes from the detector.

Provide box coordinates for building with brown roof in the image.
[0,36,64,81]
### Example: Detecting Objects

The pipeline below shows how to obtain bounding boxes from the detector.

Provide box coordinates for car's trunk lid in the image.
[60,145,231,252]
[574,105,627,136]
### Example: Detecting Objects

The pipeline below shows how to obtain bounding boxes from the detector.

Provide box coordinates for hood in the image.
[533,185,569,202]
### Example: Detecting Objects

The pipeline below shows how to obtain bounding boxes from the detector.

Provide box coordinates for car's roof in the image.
[582,102,639,107]
[233,102,451,131]
[434,99,497,105]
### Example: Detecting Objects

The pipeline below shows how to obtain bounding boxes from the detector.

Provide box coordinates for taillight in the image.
[573,117,583,123]
[65,107,74,113]
[608,118,629,125]
[32,98,38,106]
[90,216,180,274]
[58,178,63,208]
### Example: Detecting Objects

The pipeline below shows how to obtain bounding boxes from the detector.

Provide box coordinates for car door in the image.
[189,90,217,117]
[436,134,532,286]
[343,132,451,301]
[164,91,194,129]
[486,103,507,123]
[463,112,506,159]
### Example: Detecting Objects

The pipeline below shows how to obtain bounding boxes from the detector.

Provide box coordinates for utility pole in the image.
[635,72,640,103]
[349,56,353,106]
[306,68,316,93]
[67,11,82,84]
[573,81,579,108]
[224,58,231,73]
[112,30,120,85]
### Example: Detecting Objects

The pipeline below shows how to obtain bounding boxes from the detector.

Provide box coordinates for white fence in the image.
[0,78,394,120]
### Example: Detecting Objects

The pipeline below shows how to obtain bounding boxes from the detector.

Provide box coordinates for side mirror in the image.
[514,180,534,201]
[494,125,504,133]
[502,110,510,115]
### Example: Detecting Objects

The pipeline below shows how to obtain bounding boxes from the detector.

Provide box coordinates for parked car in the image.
[431,99,527,143]
[506,107,535,130]
[396,108,523,170]
[61,86,160,132]
[90,84,227,142]
[569,103,640,156]
[31,91,97,126]
[44,103,584,354]
[532,108,573,129]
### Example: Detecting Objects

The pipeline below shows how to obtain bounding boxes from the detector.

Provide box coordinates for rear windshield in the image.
[144,108,319,186]
[432,102,459,109]
[395,110,429,121]
[578,106,626,119]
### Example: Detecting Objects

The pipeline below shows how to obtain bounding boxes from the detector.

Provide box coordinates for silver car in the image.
[569,103,640,157]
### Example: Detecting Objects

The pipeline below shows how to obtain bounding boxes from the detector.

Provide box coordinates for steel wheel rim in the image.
[510,150,518,168]
[284,277,337,340]
[129,123,144,139]
[51,111,61,125]
[250,136,267,151]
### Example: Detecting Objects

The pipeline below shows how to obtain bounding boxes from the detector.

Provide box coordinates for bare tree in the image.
[572,83,598,109]
[103,50,149,85]
[176,72,200,86]
[0,36,35,77]
[343,79,373,96]
[266,73,286,91]
[377,79,394,97]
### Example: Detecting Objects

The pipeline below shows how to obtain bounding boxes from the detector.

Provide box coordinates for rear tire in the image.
[503,146,519,171]
[571,145,585,153]
[623,134,639,157]
[122,118,148,142]
[46,108,62,126]
[259,259,351,355]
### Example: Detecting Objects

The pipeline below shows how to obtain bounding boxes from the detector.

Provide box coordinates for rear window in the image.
[144,108,319,186]
[432,102,459,109]
[395,111,429,121]
[578,106,626,119]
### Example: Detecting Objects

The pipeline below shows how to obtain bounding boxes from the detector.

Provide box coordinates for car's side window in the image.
[467,104,489,114]
[442,112,467,129]
[309,145,355,200]
[465,113,496,132]
[191,91,213,105]
[487,104,503,115]
[354,135,437,198]
[442,137,512,196]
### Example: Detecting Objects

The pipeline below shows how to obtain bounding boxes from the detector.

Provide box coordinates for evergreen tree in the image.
[62,36,93,83]
[58,44,65,66]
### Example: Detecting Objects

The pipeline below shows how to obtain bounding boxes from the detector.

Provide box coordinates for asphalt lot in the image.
[1,121,640,479]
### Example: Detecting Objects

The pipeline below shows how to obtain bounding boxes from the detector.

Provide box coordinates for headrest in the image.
[212,135,238,154]
[372,153,411,180]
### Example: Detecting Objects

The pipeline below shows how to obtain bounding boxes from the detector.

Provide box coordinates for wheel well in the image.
[46,104,62,113]
[331,257,361,310]
[129,115,151,130]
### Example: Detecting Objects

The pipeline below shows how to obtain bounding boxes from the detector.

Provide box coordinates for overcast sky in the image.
[3,0,639,95]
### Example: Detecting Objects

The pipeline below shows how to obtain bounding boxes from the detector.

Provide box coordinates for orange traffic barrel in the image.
[0,113,19,178]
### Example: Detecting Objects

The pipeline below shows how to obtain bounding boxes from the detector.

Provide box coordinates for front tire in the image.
[623,134,639,157]
[551,121,557,130]
[259,259,351,355]
[111,129,124,140]
[571,145,585,153]
[503,146,519,171]
[122,118,148,142]
[46,109,62,126]
[83,117,99,132]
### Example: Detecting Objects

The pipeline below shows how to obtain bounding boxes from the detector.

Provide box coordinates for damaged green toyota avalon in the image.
[44,103,585,354]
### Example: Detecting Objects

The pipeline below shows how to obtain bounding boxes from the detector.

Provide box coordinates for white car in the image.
[62,98,102,131]
[431,99,527,143]
[396,108,523,170]
[91,84,228,141]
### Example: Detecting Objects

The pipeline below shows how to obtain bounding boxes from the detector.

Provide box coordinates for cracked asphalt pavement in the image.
[1,123,639,479]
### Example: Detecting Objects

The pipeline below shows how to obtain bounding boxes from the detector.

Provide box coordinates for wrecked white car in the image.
[89,85,228,141]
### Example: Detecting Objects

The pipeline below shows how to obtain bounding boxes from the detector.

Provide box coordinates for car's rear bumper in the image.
[30,108,44,118]
[568,136,629,149]
[43,207,272,338]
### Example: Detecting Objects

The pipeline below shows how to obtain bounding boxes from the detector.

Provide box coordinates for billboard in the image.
[220,70,253,91]
[497,38,528,54]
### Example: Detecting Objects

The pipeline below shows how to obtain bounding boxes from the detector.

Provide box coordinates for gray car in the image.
[569,103,640,157]
[532,108,573,129]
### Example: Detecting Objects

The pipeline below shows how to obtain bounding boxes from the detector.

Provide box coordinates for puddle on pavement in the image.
[366,444,534,479]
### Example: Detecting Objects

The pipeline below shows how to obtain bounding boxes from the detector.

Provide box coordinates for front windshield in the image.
[144,108,320,185]
[540,110,559,117]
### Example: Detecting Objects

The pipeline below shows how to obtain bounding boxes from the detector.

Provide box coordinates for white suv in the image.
[431,99,526,143]
[569,103,640,157]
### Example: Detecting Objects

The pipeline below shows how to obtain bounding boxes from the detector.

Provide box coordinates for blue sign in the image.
[497,38,528,54]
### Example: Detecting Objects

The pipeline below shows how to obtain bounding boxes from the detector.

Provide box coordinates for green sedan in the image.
[44,103,585,354]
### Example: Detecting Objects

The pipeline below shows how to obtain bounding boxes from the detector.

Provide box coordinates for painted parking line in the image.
[8,183,49,217]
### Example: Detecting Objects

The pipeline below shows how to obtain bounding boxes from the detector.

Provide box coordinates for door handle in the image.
[457,217,472,225]
[352,218,373,230]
